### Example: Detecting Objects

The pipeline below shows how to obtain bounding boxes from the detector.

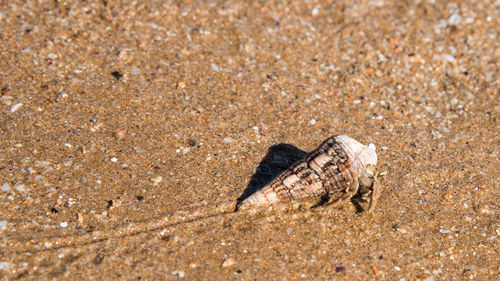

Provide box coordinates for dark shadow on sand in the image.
[236,143,307,207]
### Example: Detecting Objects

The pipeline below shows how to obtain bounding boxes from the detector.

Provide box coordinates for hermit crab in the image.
[236,135,381,212]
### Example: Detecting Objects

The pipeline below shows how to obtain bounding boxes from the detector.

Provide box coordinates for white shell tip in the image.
[363,143,378,166]
[368,143,376,151]
[336,135,377,167]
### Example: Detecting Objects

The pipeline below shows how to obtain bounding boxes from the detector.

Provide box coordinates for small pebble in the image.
[224,137,234,143]
[442,54,455,63]
[1,183,10,192]
[0,262,11,270]
[312,7,319,16]
[110,157,118,162]
[309,119,316,125]
[432,268,442,274]
[0,220,7,231]
[371,265,380,276]
[111,71,122,80]
[397,226,408,234]
[334,264,346,273]
[151,176,163,185]
[439,227,452,234]
[60,222,68,227]
[222,258,236,268]
[177,81,186,89]
[10,103,23,112]
[480,206,492,214]
[77,213,84,226]
[448,13,461,25]
[14,183,26,192]
[113,129,126,140]
[172,270,185,278]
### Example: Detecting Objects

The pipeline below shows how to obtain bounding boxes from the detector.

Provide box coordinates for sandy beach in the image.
[0,0,499,280]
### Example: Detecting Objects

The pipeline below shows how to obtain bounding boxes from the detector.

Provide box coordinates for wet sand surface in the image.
[0,0,499,280]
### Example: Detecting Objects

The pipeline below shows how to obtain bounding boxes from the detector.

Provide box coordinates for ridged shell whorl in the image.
[336,135,377,173]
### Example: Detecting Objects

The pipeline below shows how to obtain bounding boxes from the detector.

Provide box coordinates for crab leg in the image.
[311,177,359,211]
[367,177,381,213]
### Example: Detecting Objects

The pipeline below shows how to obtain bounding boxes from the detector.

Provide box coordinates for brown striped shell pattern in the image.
[236,135,381,212]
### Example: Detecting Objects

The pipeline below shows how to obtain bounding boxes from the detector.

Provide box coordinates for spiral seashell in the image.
[236,135,380,212]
